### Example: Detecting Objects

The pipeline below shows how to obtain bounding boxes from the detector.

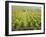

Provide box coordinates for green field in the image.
[12,6,41,31]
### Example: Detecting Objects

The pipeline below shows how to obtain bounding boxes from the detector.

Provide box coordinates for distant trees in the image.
[22,9,31,12]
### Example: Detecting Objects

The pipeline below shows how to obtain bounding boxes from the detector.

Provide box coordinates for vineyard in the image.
[12,6,41,31]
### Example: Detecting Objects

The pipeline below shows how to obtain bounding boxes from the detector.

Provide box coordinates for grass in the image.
[12,6,41,31]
